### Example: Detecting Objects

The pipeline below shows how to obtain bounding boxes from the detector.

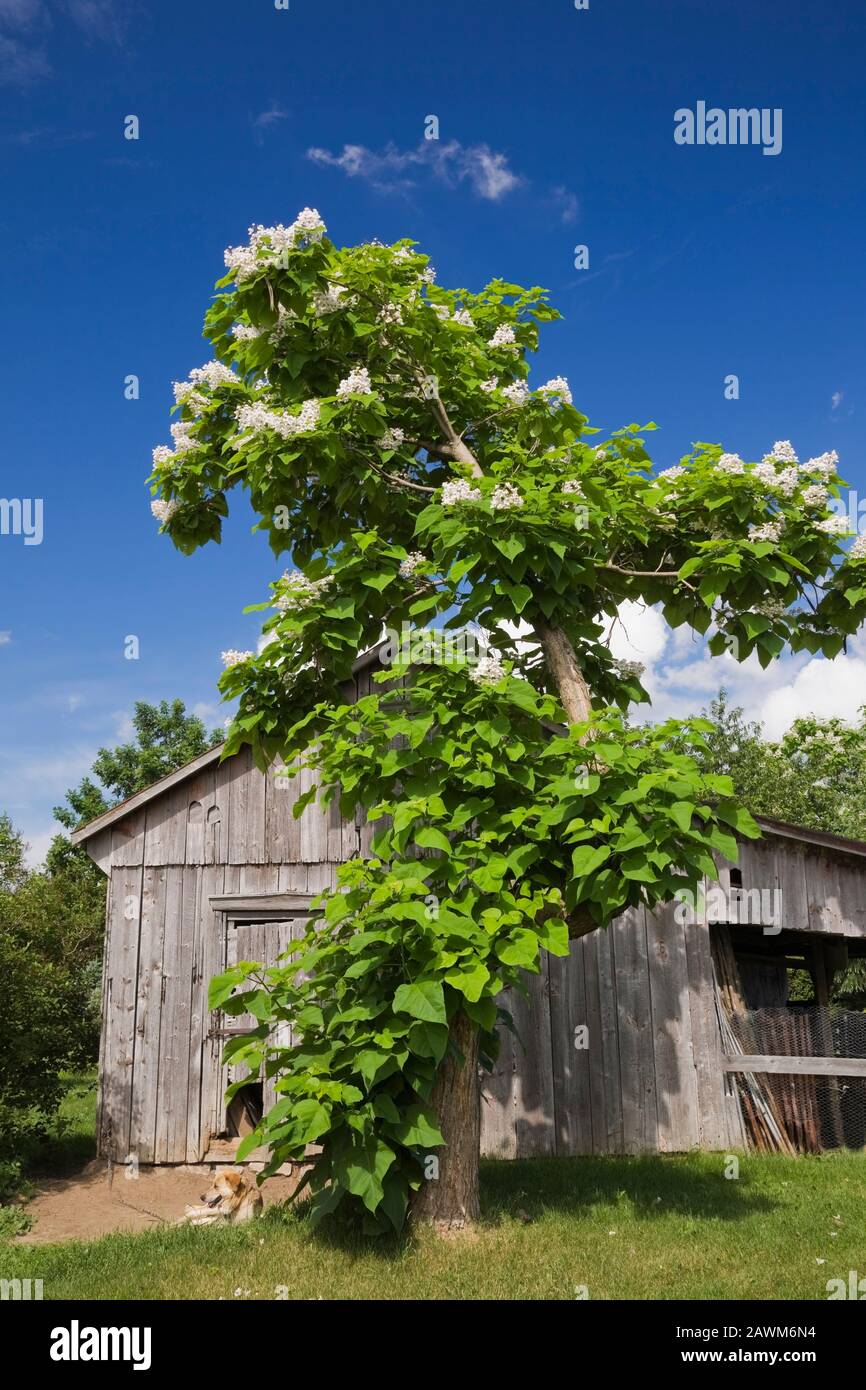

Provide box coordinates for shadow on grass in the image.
[479,1153,777,1224]
[266,1150,777,1256]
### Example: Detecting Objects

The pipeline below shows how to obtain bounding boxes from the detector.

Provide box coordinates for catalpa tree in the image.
[149,209,866,1231]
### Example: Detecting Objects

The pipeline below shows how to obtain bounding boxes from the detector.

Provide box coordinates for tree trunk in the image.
[533,618,593,724]
[409,1010,481,1230]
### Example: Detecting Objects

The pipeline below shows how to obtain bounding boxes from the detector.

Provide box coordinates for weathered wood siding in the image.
[481,908,743,1157]
[92,742,866,1164]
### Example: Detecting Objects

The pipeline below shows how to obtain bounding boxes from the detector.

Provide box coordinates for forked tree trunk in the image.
[409,1010,481,1230]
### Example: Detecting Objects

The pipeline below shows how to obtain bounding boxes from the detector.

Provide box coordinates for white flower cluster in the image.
[421,266,436,284]
[595,447,608,461]
[501,381,529,407]
[377,302,403,324]
[234,398,320,442]
[468,654,506,686]
[776,466,800,497]
[274,570,333,611]
[480,378,499,394]
[716,453,745,474]
[562,479,583,496]
[399,551,428,579]
[313,284,346,315]
[769,440,798,463]
[152,445,174,465]
[378,427,405,451]
[189,360,237,391]
[850,534,866,561]
[803,451,839,478]
[171,421,197,453]
[659,465,686,482]
[453,309,475,327]
[337,366,373,398]
[488,324,517,349]
[232,323,262,341]
[221,649,254,668]
[490,482,524,510]
[801,484,829,508]
[151,498,181,525]
[223,209,325,281]
[431,303,451,320]
[751,598,787,619]
[538,376,573,405]
[613,659,645,678]
[171,386,209,415]
[817,515,851,536]
[752,460,780,488]
[441,479,482,505]
[749,520,784,543]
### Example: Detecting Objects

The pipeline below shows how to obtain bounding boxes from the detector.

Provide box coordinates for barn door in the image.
[216,914,307,1139]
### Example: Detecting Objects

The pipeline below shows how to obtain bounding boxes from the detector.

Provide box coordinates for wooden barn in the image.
[72,647,866,1167]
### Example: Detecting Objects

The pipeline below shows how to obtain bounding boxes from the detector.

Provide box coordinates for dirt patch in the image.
[15,1160,304,1246]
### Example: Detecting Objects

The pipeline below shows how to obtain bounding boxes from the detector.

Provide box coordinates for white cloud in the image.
[252,104,288,131]
[0,31,49,83]
[551,184,579,223]
[22,826,57,869]
[307,139,523,202]
[832,390,844,410]
[0,630,10,646]
[599,600,866,738]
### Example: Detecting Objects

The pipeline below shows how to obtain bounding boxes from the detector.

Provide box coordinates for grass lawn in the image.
[2,1149,863,1300]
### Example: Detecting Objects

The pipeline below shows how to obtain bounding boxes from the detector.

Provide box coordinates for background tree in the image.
[0,698,222,1197]
[696,690,866,842]
[149,211,866,1231]
[696,690,866,1006]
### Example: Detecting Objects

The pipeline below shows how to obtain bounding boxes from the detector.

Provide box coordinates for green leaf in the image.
[385,1105,445,1149]
[570,844,611,877]
[668,801,695,833]
[393,979,447,1025]
[414,826,452,854]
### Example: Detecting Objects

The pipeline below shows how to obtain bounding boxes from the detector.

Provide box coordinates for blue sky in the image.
[1,0,865,861]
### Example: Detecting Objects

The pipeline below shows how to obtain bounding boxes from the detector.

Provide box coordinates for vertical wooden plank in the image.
[111,808,146,866]
[298,765,330,862]
[735,839,781,929]
[511,959,556,1156]
[154,870,193,1163]
[227,747,267,865]
[94,875,112,1153]
[548,942,593,1155]
[209,758,233,865]
[580,930,609,1153]
[836,855,866,938]
[774,840,809,932]
[684,917,734,1150]
[646,901,700,1152]
[596,925,624,1152]
[129,867,168,1164]
[480,989,517,1158]
[611,906,658,1154]
[99,866,143,1162]
[278,863,311,895]
[266,757,302,864]
[185,765,217,866]
[189,864,225,1160]
[807,852,844,936]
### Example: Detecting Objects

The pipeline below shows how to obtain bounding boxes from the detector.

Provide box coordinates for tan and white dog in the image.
[181,1169,264,1226]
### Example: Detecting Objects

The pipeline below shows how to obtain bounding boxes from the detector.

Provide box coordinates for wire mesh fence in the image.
[727,1005,866,1153]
